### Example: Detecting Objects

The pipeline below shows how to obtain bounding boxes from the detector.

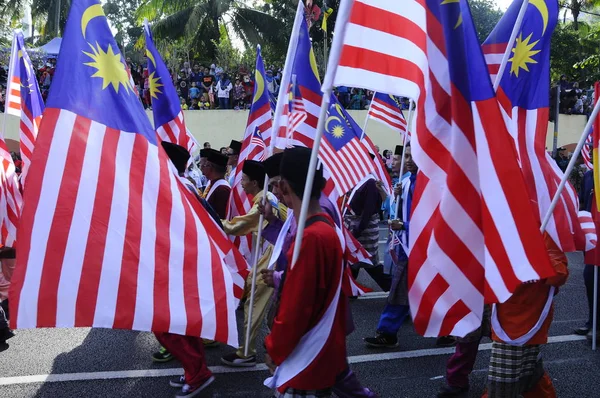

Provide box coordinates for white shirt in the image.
[217,80,233,98]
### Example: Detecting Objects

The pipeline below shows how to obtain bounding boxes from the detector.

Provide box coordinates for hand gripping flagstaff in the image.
[493,0,530,91]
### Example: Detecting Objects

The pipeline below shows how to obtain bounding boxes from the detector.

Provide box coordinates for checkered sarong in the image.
[487,342,545,398]
[273,388,332,398]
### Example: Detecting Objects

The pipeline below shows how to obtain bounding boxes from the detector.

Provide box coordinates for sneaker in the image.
[202,339,219,348]
[574,326,590,335]
[437,384,469,398]
[175,376,215,397]
[170,375,186,388]
[0,341,8,353]
[436,336,457,347]
[152,346,174,363]
[364,334,398,348]
[220,352,257,367]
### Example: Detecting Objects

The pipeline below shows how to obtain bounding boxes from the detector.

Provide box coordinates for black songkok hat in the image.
[229,140,242,155]
[200,148,211,158]
[280,147,324,198]
[395,145,403,156]
[161,141,190,174]
[242,160,266,183]
[262,153,284,178]
[205,148,228,168]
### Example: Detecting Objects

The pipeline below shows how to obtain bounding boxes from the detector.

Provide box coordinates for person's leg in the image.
[235,275,273,358]
[377,304,410,335]
[443,339,481,392]
[365,264,391,292]
[332,365,377,398]
[155,332,212,387]
[486,342,525,398]
[584,264,595,329]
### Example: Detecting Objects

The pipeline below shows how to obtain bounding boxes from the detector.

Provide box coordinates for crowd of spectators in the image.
[557,75,594,116]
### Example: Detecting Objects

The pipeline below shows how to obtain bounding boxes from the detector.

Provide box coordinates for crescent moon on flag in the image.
[253,69,265,104]
[145,49,157,68]
[326,115,341,132]
[530,0,549,35]
[81,3,105,39]
[309,48,321,81]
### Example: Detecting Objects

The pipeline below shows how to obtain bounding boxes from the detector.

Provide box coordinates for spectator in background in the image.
[349,89,365,110]
[210,64,216,76]
[233,78,245,110]
[216,73,233,109]
[242,74,254,108]
[199,94,211,110]
[180,97,189,110]
[555,148,569,172]
[220,147,228,155]
[265,69,279,96]
[189,99,200,110]
[189,82,201,101]
[337,86,350,108]
[180,61,192,80]
[201,68,214,95]
[204,142,211,149]
[573,96,584,114]
[190,65,203,85]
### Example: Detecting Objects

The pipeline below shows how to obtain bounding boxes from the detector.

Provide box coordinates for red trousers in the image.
[154,333,212,387]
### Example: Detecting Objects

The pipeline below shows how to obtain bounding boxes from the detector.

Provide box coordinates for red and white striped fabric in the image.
[319,138,375,197]
[324,0,555,337]
[0,137,22,247]
[362,134,393,196]
[9,109,248,345]
[286,82,309,145]
[482,43,503,85]
[583,133,593,171]
[155,111,199,156]
[5,31,44,182]
[228,48,273,259]
[579,211,597,252]
[368,92,408,138]
[250,128,267,161]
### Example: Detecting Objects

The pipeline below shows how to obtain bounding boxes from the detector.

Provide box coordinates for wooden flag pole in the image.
[493,0,530,91]
[540,95,600,233]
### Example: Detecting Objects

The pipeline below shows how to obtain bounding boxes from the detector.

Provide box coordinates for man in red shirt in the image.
[265,147,347,398]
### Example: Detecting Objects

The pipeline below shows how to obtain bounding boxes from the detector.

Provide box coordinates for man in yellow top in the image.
[221,159,279,368]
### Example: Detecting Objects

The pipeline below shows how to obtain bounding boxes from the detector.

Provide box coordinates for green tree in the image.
[136,0,287,61]
[469,0,503,42]
[562,0,600,30]
[103,0,144,49]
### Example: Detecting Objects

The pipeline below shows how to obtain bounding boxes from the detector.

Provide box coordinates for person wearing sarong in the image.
[381,145,402,276]
[259,150,377,398]
[364,145,417,348]
[200,148,231,219]
[483,234,568,398]
[226,139,242,186]
[220,160,279,368]
[264,147,347,398]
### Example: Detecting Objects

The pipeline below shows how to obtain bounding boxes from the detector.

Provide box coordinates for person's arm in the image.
[265,234,320,364]
[221,203,261,236]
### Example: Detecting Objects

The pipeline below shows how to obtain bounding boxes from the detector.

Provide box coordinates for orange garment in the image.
[492,235,568,345]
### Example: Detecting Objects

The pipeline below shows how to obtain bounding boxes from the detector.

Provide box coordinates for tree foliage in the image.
[103,0,144,49]
[469,0,503,42]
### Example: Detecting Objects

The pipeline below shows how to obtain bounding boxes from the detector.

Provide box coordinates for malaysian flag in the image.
[320,94,377,196]
[0,137,22,247]
[368,93,408,138]
[484,0,583,252]
[250,127,267,160]
[9,0,248,346]
[5,31,45,183]
[144,21,199,155]
[273,14,322,150]
[324,0,555,337]
[227,45,273,258]
[286,76,308,145]
[583,131,593,171]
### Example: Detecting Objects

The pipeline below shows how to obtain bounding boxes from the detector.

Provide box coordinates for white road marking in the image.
[0,335,587,386]
[357,292,389,300]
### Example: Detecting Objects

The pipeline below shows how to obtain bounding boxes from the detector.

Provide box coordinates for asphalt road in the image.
[1,227,600,398]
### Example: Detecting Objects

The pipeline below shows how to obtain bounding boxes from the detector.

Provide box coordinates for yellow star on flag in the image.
[508,33,540,78]
[332,125,345,138]
[148,71,163,99]
[83,42,133,94]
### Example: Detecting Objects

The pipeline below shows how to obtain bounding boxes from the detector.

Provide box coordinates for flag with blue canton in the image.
[482,1,583,253]
[250,127,267,161]
[269,91,277,114]
[368,92,408,138]
[144,20,198,154]
[5,30,45,182]
[10,0,249,347]
[227,45,273,258]
[319,93,376,196]
[274,16,322,149]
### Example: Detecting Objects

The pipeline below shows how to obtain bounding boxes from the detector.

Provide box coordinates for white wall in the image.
[1,110,588,154]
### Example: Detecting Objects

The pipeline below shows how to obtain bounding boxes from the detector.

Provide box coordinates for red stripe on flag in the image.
[181,188,202,337]
[76,128,120,326]
[37,116,91,327]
